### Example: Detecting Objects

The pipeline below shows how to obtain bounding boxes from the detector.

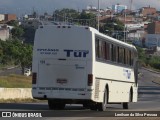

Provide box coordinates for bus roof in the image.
[37,25,137,51]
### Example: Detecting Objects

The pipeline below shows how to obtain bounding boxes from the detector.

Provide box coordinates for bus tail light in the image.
[32,72,37,84]
[88,74,93,86]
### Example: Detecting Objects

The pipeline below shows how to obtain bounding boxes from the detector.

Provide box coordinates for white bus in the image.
[32,25,138,111]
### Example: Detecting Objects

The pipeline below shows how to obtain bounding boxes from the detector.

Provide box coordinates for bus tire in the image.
[123,90,132,109]
[83,103,90,109]
[48,100,54,110]
[97,89,107,111]
[129,88,133,102]
[122,102,128,109]
[90,104,97,111]
[48,100,65,110]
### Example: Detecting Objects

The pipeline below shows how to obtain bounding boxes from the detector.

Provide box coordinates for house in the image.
[145,34,160,51]
[0,28,10,41]
[5,14,17,22]
[147,21,160,34]
[139,6,157,17]
[0,14,5,21]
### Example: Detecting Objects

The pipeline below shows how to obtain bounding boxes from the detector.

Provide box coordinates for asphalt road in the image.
[0,68,160,120]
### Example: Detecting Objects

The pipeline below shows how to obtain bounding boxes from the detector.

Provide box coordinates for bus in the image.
[32,25,138,111]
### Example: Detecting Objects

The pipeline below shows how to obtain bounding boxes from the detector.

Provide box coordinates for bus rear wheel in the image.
[97,89,108,111]
[83,103,90,109]
[48,100,65,110]
[123,90,132,109]
[122,102,128,109]
[90,104,97,110]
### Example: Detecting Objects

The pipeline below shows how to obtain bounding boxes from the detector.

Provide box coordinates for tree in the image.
[6,20,19,27]
[100,19,124,39]
[0,39,33,72]
[23,27,36,44]
[53,8,80,22]
[53,8,79,18]
[136,47,147,67]
[52,8,96,27]
[11,26,24,39]
[78,12,96,27]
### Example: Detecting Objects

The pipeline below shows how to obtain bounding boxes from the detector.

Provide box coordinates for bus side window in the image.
[112,44,117,62]
[110,44,113,61]
[129,51,134,66]
[101,41,106,60]
[119,47,124,64]
[95,39,99,58]
[117,46,120,63]
[99,40,103,59]
[105,42,110,60]
[125,49,130,65]
[123,48,126,64]
[131,51,134,66]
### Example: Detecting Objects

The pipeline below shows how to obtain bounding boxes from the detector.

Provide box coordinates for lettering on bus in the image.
[64,50,89,58]
[37,48,59,55]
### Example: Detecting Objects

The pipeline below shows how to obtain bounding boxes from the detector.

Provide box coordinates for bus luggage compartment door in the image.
[38,60,87,89]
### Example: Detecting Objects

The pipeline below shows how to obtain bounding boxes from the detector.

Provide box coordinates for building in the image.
[0,14,5,21]
[128,30,145,39]
[117,15,135,24]
[147,21,160,34]
[139,6,157,17]
[112,4,127,13]
[0,28,10,41]
[126,23,144,30]
[145,34,160,51]
[87,5,97,10]
[5,14,17,22]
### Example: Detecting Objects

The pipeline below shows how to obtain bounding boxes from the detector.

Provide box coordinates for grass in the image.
[152,78,160,85]
[0,74,32,88]
[0,98,47,103]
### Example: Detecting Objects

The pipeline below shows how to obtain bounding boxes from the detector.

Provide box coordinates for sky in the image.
[0,0,160,15]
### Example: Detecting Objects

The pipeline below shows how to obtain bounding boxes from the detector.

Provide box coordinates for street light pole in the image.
[124,10,126,42]
[98,0,100,31]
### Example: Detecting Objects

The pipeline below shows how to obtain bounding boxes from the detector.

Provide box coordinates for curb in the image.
[152,81,160,86]
[141,67,160,74]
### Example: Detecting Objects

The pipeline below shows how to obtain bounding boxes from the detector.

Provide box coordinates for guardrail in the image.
[0,88,32,99]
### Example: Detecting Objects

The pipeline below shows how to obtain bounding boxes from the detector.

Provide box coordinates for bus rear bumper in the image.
[32,88,92,100]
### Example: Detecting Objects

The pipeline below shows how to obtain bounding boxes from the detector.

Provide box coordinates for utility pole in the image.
[130,0,133,11]
[124,10,126,42]
[98,0,100,31]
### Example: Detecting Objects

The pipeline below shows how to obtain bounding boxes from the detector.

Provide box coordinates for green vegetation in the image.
[0,74,31,88]
[7,20,24,39]
[53,8,96,27]
[152,78,160,85]
[11,26,24,39]
[137,47,160,71]
[0,19,33,72]
[0,98,46,103]
[146,56,160,70]
[53,8,80,19]
[99,19,124,40]
[0,39,33,71]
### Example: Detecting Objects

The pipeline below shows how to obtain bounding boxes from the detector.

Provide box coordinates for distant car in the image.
[24,68,31,76]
